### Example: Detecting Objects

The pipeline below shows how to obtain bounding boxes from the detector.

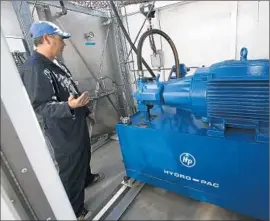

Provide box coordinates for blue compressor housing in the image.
[116,48,269,220]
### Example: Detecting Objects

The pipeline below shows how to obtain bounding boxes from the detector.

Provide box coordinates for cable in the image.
[136,29,180,80]
[109,0,156,79]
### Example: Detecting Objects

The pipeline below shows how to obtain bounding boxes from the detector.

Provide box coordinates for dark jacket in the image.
[19,51,90,153]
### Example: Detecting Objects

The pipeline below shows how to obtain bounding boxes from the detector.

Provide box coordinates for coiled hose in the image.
[109,0,156,79]
[109,0,180,80]
[136,29,180,80]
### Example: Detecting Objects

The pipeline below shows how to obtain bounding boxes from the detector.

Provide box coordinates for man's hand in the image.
[68,91,90,109]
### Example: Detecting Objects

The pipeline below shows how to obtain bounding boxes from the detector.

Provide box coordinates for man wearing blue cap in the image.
[19,21,104,220]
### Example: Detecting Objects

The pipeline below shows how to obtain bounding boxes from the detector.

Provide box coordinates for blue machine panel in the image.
[117,49,269,220]
[116,109,269,220]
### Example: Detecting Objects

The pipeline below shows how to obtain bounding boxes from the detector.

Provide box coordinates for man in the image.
[19,20,104,219]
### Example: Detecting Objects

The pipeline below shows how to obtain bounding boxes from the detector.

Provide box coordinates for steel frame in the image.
[110,2,136,116]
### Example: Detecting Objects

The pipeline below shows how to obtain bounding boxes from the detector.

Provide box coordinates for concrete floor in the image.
[85,140,255,220]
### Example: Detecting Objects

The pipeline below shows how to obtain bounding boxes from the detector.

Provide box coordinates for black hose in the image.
[109,0,156,79]
[137,29,180,80]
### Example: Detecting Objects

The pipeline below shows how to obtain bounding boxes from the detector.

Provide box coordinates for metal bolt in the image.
[21,168,27,173]
[10,200,15,204]
[46,217,52,221]
[121,117,131,125]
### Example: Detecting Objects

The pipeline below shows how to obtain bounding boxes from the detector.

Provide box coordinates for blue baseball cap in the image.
[30,21,71,39]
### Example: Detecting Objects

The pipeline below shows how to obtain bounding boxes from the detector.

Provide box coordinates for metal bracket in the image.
[139,3,156,19]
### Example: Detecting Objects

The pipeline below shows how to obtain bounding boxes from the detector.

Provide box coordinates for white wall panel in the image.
[257,1,269,59]
[236,1,269,59]
[123,1,269,82]
[159,1,235,73]
[236,1,259,59]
